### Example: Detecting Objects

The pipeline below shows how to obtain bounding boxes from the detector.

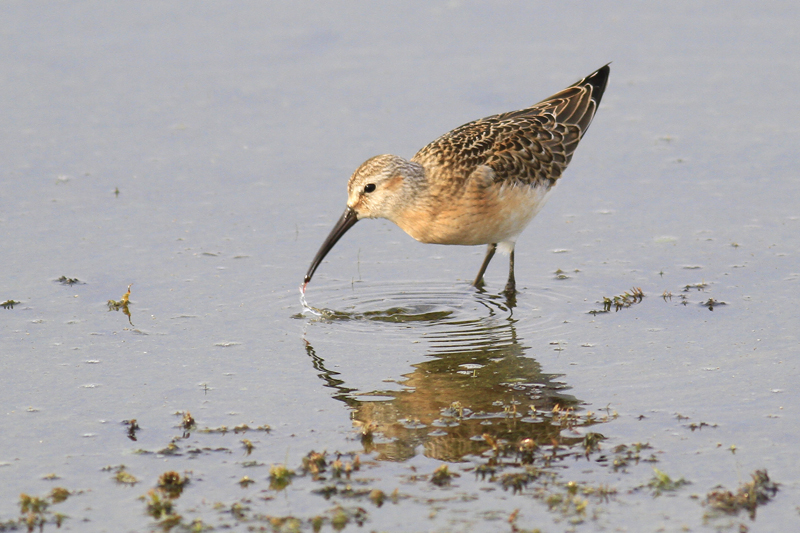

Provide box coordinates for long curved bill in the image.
[303,207,359,287]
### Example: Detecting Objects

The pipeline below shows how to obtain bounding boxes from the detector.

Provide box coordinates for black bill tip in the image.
[303,207,359,286]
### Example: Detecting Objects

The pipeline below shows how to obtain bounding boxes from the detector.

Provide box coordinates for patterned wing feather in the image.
[412,65,610,190]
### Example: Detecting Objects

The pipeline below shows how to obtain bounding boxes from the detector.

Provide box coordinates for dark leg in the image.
[503,248,516,295]
[472,243,497,287]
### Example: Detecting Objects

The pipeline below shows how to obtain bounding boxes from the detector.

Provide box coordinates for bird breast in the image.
[392,168,556,246]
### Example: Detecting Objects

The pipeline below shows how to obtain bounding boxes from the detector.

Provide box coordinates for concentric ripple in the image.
[300,280,473,323]
[297,278,574,349]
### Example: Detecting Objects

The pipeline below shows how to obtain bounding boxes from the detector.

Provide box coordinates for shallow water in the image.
[2,2,799,532]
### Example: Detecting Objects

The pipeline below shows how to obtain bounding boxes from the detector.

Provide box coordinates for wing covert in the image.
[412,64,609,190]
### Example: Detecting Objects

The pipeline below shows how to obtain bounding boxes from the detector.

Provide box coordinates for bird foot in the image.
[502,281,516,297]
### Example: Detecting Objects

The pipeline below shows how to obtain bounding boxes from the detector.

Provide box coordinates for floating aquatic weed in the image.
[517,438,538,464]
[330,458,345,479]
[314,485,339,500]
[683,282,708,291]
[107,283,133,325]
[141,493,190,532]
[241,439,254,455]
[269,464,295,491]
[704,469,778,520]
[443,401,465,419]
[646,468,689,496]
[588,287,644,314]
[267,515,303,532]
[244,505,366,533]
[544,490,588,522]
[368,489,385,507]
[156,441,182,456]
[179,411,196,433]
[19,494,49,516]
[582,432,606,457]
[702,298,726,311]
[56,275,81,285]
[1,299,20,309]
[430,464,458,486]
[112,465,139,485]
[122,418,140,441]
[604,442,657,472]
[322,484,379,502]
[475,464,498,481]
[530,478,619,524]
[229,502,248,520]
[142,489,174,520]
[48,487,70,504]
[18,490,72,531]
[107,283,132,308]
[194,423,270,435]
[500,468,540,494]
[157,471,190,499]
[687,421,717,431]
[302,450,328,478]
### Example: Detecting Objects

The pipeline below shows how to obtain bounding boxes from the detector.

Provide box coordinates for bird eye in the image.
[363,184,376,193]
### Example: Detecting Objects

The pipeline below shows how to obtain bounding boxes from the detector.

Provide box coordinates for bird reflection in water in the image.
[304,295,604,464]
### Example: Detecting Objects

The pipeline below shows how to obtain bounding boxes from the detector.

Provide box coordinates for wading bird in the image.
[304,64,609,294]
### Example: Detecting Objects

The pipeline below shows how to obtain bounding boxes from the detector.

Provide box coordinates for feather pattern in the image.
[412,65,609,191]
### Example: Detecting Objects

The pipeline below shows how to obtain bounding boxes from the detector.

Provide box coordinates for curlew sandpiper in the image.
[304,64,610,294]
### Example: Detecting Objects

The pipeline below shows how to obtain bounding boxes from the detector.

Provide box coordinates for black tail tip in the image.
[584,63,611,104]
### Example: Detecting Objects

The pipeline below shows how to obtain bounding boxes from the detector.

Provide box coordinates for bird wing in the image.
[412,65,609,191]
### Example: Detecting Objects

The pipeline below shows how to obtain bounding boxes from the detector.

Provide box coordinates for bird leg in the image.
[503,248,516,295]
[472,243,497,287]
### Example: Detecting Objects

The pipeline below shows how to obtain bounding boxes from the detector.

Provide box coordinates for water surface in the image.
[1,2,798,531]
